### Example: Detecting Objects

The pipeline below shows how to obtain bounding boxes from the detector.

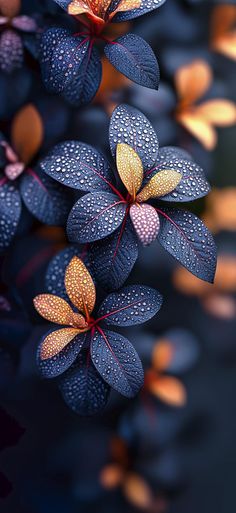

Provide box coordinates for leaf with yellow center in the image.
[116,143,143,199]
[34,294,75,325]
[137,169,182,202]
[65,257,96,317]
[40,328,81,360]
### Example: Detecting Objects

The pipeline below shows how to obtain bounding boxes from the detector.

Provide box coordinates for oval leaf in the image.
[46,246,90,299]
[65,256,96,315]
[91,328,144,397]
[67,192,127,243]
[37,331,86,378]
[114,0,166,21]
[11,104,43,165]
[0,183,21,252]
[157,207,217,283]
[98,285,163,326]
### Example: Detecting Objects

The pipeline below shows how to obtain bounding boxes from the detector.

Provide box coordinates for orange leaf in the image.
[137,169,182,202]
[65,257,96,317]
[123,473,153,509]
[175,60,212,107]
[213,35,236,61]
[40,328,80,360]
[11,104,43,165]
[211,5,236,60]
[152,339,174,371]
[100,464,124,489]
[34,294,75,325]
[116,143,143,198]
[114,0,141,15]
[195,100,236,126]
[149,376,187,407]
[177,111,217,150]
[0,0,20,17]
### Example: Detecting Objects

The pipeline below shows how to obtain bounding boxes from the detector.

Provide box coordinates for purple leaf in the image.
[104,34,159,89]
[0,182,21,252]
[0,30,23,73]
[91,329,144,397]
[114,0,167,21]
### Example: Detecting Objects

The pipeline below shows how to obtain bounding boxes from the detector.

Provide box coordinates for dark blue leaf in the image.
[91,329,144,398]
[90,219,138,290]
[53,0,70,9]
[0,183,21,253]
[157,146,194,162]
[58,349,110,415]
[67,192,126,243]
[40,29,89,95]
[98,285,162,326]
[104,34,159,89]
[37,330,86,379]
[46,246,90,299]
[20,167,72,225]
[62,45,102,106]
[157,207,217,283]
[114,0,167,21]
[148,149,210,202]
[109,104,159,171]
[40,141,114,193]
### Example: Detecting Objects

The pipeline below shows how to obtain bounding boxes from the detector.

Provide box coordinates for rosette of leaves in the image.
[41,103,217,290]
[0,0,39,73]
[40,0,166,106]
[33,255,162,415]
[0,104,71,252]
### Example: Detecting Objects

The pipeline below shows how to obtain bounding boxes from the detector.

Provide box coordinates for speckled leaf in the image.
[46,246,90,300]
[62,45,102,106]
[91,329,144,397]
[67,192,126,243]
[53,0,71,9]
[37,330,86,379]
[157,146,194,162]
[104,34,159,89]
[0,30,23,73]
[109,104,159,171]
[40,29,89,94]
[20,167,71,225]
[114,0,166,20]
[149,152,210,202]
[98,285,162,326]
[0,182,21,252]
[40,141,114,193]
[59,349,110,415]
[90,219,138,290]
[157,207,217,283]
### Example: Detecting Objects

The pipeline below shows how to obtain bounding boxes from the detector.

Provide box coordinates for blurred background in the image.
[0,0,236,512]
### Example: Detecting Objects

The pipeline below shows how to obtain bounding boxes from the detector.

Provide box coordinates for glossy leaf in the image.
[137,170,182,202]
[46,246,90,299]
[109,104,159,171]
[116,143,143,196]
[98,285,163,326]
[67,192,127,243]
[20,167,72,226]
[53,0,71,9]
[157,207,217,283]
[40,141,114,193]
[149,151,210,202]
[114,0,166,21]
[0,30,23,73]
[59,349,110,415]
[65,256,96,315]
[33,294,75,325]
[40,327,81,360]
[104,34,159,89]
[91,329,144,397]
[37,331,86,378]
[0,183,21,252]
[89,219,138,290]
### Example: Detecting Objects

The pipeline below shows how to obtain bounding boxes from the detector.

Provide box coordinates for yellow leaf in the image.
[149,376,187,407]
[100,464,124,489]
[137,169,182,202]
[40,328,80,360]
[114,0,141,15]
[175,60,212,107]
[195,100,236,126]
[116,143,143,199]
[65,257,96,317]
[123,473,153,509]
[11,104,43,165]
[177,111,217,150]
